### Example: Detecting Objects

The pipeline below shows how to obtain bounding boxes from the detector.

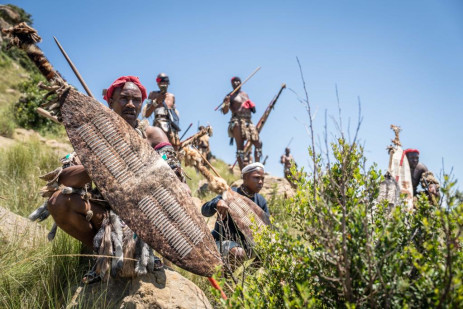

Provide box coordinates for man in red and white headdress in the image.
[404,148,439,199]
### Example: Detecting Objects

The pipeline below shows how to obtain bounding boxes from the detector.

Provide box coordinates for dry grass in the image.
[0,139,82,308]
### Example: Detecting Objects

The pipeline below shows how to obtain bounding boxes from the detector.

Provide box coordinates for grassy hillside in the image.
[0,140,82,308]
[0,52,28,137]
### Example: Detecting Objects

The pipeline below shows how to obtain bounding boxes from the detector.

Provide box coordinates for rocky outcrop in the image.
[0,5,21,48]
[231,173,296,199]
[69,268,212,309]
[0,205,47,248]
[13,128,73,153]
[0,5,21,25]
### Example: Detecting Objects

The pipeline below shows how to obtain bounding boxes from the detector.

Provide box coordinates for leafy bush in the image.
[13,74,61,134]
[1,42,40,73]
[217,138,463,308]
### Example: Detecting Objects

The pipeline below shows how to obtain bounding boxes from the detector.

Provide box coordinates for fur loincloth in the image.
[228,116,259,142]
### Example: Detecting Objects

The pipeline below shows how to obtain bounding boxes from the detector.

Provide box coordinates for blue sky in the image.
[13,0,463,187]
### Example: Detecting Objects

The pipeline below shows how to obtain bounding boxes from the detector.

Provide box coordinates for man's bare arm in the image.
[145,125,170,148]
[144,91,158,117]
[221,95,230,114]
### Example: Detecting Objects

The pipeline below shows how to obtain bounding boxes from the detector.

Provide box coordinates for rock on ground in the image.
[69,268,212,309]
[0,135,16,149]
[0,206,47,248]
[231,173,295,199]
[13,128,72,153]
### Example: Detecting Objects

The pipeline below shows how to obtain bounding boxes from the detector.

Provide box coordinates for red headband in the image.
[231,76,240,82]
[103,76,147,103]
[404,149,420,155]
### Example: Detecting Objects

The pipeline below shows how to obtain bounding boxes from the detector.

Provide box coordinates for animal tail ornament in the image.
[2,22,68,122]
[2,22,62,83]
[182,146,228,194]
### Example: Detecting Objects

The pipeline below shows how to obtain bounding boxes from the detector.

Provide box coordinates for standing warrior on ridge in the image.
[222,76,262,170]
[143,73,181,149]
[280,147,297,183]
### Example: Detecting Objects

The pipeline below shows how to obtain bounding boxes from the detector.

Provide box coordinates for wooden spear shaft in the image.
[192,146,222,178]
[214,66,261,111]
[53,36,95,98]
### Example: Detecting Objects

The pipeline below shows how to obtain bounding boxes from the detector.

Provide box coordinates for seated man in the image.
[201,163,269,265]
[405,148,439,202]
[30,76,186,283]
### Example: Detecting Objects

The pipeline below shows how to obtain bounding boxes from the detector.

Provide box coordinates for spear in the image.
[214,66,261,111]
[53,36,94,98]
[231,83,286,168]
[286,137,294,148]
[37,37,96,123]
[179,125,212,149]
[262,155,269,165]
[192,145,222,178]
[179,123,193,140]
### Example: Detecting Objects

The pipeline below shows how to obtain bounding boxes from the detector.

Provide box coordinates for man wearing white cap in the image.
[201,162,269,263]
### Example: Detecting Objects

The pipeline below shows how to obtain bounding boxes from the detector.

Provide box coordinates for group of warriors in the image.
[5,23,441,292]
[28,72,271,284]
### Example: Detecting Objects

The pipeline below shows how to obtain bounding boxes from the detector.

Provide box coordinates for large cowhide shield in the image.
[60,88,222,277]
[222,188,270,243]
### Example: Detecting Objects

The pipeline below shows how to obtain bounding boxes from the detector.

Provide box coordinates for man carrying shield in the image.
[201,162,269,265]
[30,76,186,283]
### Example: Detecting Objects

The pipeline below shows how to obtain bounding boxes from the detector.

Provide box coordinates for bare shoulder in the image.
[416,162,429,172]
[148,91,160,100]
[145,126,170,147]
[240,91,250,100]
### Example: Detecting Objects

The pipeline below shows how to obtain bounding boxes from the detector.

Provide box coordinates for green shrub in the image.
[1,41,39,74]
[0,51,12,68]
[217,138,463,308]
[13,74,61,133]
